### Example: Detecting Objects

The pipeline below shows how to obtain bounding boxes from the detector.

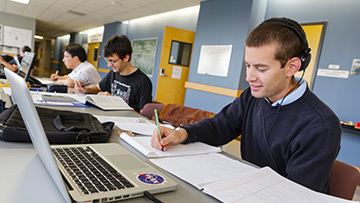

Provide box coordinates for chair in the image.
[141,103,215,127]
[328,160,360,200]
[141,102,166,120]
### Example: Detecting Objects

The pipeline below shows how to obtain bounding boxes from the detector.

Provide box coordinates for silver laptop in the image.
[16,51,35,81]
[4,68,177,203]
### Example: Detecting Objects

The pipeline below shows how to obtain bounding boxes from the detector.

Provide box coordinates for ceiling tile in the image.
[5,1,26,14]
[37,9,64,21]
[22,7,45,18]
[0,3,5,12]
[53,13,80,25]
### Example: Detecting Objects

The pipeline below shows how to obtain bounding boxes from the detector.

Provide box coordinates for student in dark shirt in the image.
[151,17,341,194]
[75,35,152,113]
[0,46,31,72]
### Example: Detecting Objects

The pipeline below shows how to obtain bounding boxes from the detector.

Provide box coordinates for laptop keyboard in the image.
[52,146,134,195]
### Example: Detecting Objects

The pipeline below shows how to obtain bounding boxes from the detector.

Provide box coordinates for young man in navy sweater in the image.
[151,17,341,194]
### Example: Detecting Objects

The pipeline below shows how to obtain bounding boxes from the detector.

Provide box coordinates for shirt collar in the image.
[265,77,307,107]
[72,61,86,73]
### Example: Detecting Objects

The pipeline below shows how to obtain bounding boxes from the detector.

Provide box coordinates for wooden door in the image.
[87,42,100,69]
[296,23,326,89]
[155,26,195,105]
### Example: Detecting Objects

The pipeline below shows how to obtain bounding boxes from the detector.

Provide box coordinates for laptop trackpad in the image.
[107,154,147,170]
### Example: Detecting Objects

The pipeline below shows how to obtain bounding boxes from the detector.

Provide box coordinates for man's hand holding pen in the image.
[74,81,86,93]
[50,70,59,81]
[151,126,188,151]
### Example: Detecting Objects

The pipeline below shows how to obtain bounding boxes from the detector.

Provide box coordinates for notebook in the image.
[4,68,177,203]
[120,133,222,158]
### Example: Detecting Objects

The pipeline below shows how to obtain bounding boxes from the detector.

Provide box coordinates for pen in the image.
[154,109,163,151]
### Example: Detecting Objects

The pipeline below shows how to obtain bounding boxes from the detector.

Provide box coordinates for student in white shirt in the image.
[50,44,101,87]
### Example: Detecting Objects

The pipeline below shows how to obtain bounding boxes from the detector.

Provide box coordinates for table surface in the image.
[0,105,225,203]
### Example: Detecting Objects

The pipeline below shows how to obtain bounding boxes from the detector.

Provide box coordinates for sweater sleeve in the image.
[286,124,341,193]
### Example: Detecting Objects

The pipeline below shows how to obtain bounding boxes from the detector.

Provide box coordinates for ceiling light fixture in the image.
[34,35,43,40]
[9,0,29,5]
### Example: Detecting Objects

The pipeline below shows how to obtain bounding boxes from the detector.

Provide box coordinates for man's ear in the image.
[123,54,130,62]
[73,55,80,62]
[286,57,302,78]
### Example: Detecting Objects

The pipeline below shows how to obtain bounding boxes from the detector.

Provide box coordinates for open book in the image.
[120,133,222,158]
[71,94,132,111]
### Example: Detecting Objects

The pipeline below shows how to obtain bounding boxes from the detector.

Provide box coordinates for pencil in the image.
[154,109,163,151]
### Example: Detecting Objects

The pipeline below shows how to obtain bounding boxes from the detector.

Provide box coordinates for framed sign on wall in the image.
[132,38,158,77]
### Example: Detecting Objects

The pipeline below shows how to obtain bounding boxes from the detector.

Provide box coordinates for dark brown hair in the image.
[64,44,87,62]
[104,35,132,61]
[246,18,305,68]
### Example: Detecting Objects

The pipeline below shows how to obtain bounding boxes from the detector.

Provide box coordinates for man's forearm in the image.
[0,60,17,72]
[83,84,101,94]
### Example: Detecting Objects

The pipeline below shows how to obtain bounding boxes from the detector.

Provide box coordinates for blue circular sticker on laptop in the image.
[137,173,165,184]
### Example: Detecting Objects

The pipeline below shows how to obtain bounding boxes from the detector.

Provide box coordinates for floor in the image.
[354,187,360,201]
[32,66,53,77]
[222,140,360,201]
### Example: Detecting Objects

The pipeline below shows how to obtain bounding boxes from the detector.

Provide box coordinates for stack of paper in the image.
[30,92,88,107]
[111,117,354,203]
[202,167,356,203]
[26,91,132,110]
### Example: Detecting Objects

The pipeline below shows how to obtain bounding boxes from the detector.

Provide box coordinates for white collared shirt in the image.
[265,77,307,107]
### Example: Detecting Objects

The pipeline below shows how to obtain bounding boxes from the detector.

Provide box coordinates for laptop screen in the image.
[17,52,35,81]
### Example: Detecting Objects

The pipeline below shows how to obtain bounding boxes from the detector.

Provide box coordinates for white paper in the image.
[317,69,349,78]
[150,153,256,189]
[33,77,55,85]
[328,64,340,69]
[171,66,182,79]
[197,45,232,77]
[120,133,222,158]
[95,115,157,135]
[30,91,72,102]
[203,167,355,203]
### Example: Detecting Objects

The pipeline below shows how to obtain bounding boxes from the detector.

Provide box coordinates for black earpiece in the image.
[261,18,311,71]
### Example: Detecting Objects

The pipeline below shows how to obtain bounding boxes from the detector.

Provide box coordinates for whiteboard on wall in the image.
[3,25,32,49]
[197,45,232,77]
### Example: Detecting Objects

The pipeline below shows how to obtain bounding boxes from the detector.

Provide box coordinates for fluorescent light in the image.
[130,5,200,23]
[10,0,29,4]
[34,35,43,40]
